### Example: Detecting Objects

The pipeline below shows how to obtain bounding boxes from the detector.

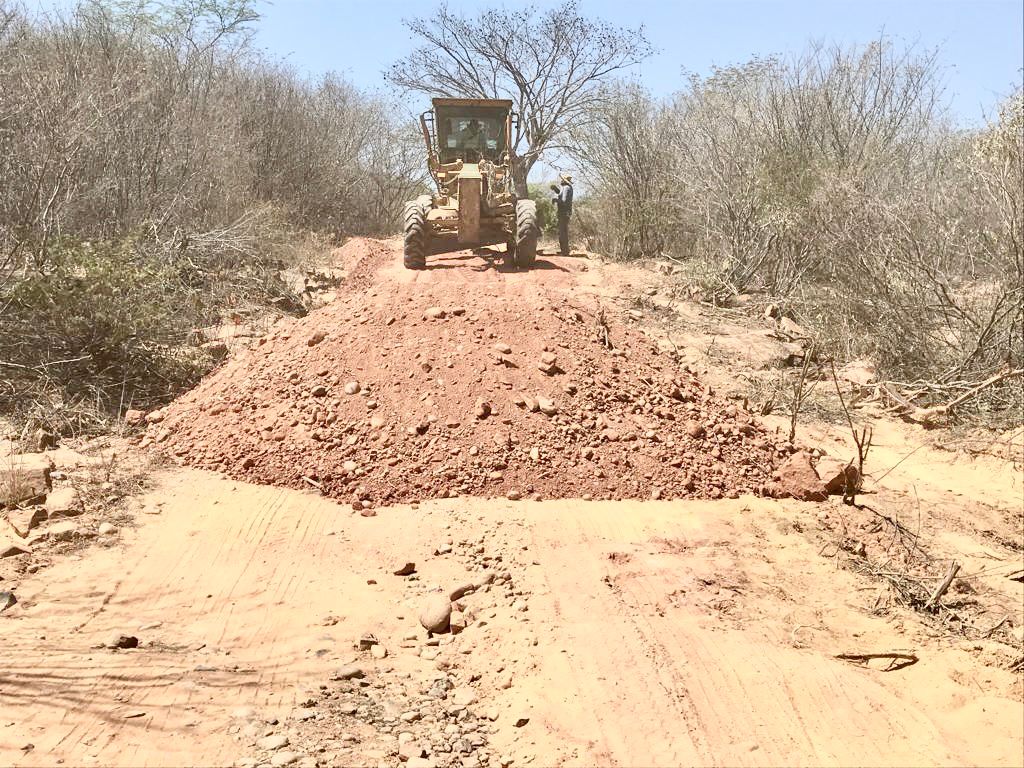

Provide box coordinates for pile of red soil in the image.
[147,239,798,506]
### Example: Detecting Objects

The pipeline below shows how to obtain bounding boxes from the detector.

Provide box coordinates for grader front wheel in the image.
[514,199,539,269]
[402,200,428,270]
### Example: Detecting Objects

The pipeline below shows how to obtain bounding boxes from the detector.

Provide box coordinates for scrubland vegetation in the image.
[1,0,1019,431]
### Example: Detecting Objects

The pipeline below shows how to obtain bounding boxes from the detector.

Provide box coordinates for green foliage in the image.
[527,184,558,235]
[2,238,207,422]
[0,206,306,432]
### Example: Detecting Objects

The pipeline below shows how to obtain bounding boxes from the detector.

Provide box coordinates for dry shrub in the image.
[579,39,1023,422]
[0,1,426,433]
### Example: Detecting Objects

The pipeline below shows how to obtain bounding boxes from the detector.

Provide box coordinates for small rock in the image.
[816,457,861,495]
[333,664,365,681]
[449,610,467,634]
[424,307,446,320]
[393,561,417,576]
[419,593,453,633]
[124,408,146,425]
[536,397,558,416]
[513,717,530,728]
[493,343,512,355]
[7,506,46,537]
[474,400,492,420]
[773,452,828,502]
[48,520,80,542]
[448,583,475,601]
[371,645,388,660]
[0,528,30,558]
[307,331,326,346]
[270,751,299,767]
[358,633,378,650]
[311,385,328,398]
[98,522,117,536]
[684,421,704,439]
[451,687,477,707]
[344,381,361,395]
[107,634,139,649]
[434,542,453,556]
[399,740,427,762]
[0,590,16,612]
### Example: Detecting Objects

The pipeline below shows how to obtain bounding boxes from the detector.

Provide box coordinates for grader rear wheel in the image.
[514,199,539,269]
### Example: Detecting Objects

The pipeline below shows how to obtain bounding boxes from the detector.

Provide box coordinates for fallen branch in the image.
[880,368,1024,425]
[301,476,324,492]
[836,651,919,671]
[924,560,961,610]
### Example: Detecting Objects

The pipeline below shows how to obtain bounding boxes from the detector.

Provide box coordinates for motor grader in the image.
[402,98,539,270]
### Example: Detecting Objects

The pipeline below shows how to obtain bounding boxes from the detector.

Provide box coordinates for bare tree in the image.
[387,1,652,194]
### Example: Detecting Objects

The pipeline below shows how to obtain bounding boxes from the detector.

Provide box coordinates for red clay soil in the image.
[146,238,799,507]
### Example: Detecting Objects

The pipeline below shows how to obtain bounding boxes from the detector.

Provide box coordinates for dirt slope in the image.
[149,240,797,505]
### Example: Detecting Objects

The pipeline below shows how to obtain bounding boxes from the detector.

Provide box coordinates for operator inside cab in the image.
[457,118,487,151]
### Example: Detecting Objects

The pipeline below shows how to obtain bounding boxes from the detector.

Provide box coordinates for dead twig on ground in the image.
[301,476,324,493]
[924,560,961,610]
[788,342,816,443]
[830,361,872,503]
[835,651,919,671]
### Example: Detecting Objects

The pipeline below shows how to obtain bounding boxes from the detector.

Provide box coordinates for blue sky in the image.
[249,0,1024,126]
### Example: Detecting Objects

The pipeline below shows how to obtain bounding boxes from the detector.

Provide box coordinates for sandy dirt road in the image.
[1,244,1021,767]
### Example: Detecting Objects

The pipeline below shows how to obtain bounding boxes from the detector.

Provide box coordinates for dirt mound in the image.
[147,239,798,505]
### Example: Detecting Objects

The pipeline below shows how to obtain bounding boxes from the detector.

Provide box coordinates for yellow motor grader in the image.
[402,98,538,270]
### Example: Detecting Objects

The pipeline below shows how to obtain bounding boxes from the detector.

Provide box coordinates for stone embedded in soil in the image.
[107,634,139,649]
[393,561,417,576]
[344,381,361,395]
[270,751,299,767]
[536,397,558,416]
[399,740,427,761]
[333,664,365,681]
[258,734,290,751]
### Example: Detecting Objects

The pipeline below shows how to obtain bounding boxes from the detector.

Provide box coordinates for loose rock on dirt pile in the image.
[148,239,799,505]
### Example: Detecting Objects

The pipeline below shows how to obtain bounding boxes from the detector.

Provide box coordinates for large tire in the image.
[504,236,517,269]
[403,200,428,270]
[514,199,539,269]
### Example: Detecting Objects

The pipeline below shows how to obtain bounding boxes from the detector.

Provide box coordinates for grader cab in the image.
[402,98,539,270]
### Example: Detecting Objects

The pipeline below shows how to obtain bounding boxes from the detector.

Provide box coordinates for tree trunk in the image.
[511,155,535,198]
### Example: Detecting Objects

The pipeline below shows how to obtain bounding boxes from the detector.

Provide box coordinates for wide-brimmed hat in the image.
[560,173,573,184]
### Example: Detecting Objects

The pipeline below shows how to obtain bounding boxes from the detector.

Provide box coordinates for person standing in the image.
[550,173,573,257]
